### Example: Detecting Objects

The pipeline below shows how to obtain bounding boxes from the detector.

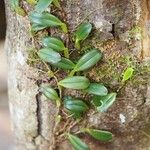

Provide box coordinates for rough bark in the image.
[5,0,150,150]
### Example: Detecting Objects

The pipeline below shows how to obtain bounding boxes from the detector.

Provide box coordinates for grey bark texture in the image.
[4,0,150,150]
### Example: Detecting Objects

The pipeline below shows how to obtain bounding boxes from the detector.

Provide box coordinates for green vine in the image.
[11,0,136,149]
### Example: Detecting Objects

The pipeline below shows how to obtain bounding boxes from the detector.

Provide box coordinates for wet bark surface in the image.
[5,0,150,149]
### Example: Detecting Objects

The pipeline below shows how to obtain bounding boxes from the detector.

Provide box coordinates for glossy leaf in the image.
[64,96,88,113]
[85,83,108,96]
[35,0,53,13]
[122,67,134,82]
[74,49,102,71]
[11,0,26,16]
[58,76,90,90]
[85,128,113,142]
[75,23,92,49]
[41,86,60,101]
[53,57,75,70]
[29,12,68,33]
[38,48,61,64]
[97,93,117,112]
[42,37,66,51]
[67,133,90,150]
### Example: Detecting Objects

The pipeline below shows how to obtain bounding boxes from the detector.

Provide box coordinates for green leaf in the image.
[35,0,53,13]
[74,23,92,49]
[84,128,113,142]
[58,76,90,90]
[67,133,90,150]
[38,48,61,64]
[29,12,68,33]
[11,0,26,16]
[122,67,134,82]
[75,23,92,41]
[42,37,66,51]
[74,49,102,71]
[85,83,108,96]
[11,0,19,9]
[64,96,88,113]
[14,7,26,16]
[53,57,75,70]
[31,23,47,31]
[40,86,60,101]
[26,0,37,5]
[97,93,117,112]
[52,0,61,9]
[92,96,102,107]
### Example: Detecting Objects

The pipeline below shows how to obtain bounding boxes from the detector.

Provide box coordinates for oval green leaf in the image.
[122,67,134,82]
[38,48,61,64]
[75,23,92,49]
[67,133,90,150]
[31,23,47,31]
[75,23,92,41]
[85,83,108,96]
[29,12,67,33]
[58,76,90,90]
[64,96,88,113]
[35,0,60,11]
[35,0,61,10]
[97,93,117,112]
[42,37,66,51]
[35,0,53,13]
[40,86,60,101]
[53,57,75,70]
[74,49,102,71]
[85,128,113,142]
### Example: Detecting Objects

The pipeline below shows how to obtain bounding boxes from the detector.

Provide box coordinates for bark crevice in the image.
[35,93,42,136]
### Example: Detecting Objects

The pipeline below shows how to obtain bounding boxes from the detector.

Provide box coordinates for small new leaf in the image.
[74,49,102,71]
[41,86,60,101]
[84,128,113,142]
[35,0,53,13]
[29,12,68,33]
[85,83,108,96]
[53,58,75,70]
[67,133,90,150]
[64,96,88,114]
[38,48,61,64]
[52,0,61,9]
[74,23,92,49]
[58,76,90,90]
[97,93,117,112]
[122,67,134,82]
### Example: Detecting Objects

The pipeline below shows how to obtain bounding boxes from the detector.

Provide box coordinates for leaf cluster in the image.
[12,1,118,149]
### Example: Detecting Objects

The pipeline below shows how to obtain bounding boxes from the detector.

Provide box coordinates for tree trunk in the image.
[5,0,150,149]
